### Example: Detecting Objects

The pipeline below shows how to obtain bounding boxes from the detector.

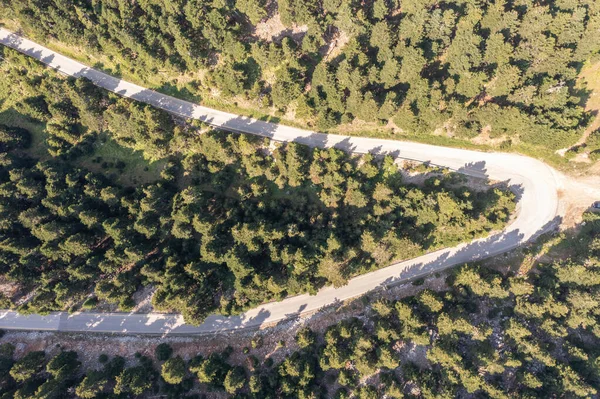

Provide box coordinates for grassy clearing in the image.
[0,109,48,159]
[0,52,162,185]
[574,56,600,144]
[0,59,50,159]
[0,108,162,186]
[578,56,600,113]
[78,133,166,186]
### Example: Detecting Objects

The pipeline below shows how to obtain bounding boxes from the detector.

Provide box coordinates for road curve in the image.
[0,28,561,335]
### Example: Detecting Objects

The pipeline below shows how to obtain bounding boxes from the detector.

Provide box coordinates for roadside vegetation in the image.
[0,48,514,324]
[0,212,598,398]
[1,0,599,166]
[1,1,600,397]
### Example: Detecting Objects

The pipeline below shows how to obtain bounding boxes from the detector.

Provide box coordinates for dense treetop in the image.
[0,213,598,398]
[0,3,598,396]
[0,48,514,324]
[4,3,597,326]
[2,0,599,154]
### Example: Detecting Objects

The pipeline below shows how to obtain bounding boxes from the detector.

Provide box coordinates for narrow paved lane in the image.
[0,28,561,334]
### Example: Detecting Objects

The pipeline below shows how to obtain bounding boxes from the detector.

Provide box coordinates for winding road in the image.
[0,28,562,335]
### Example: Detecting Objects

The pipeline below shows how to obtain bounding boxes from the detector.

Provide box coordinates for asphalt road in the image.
[0,28,561,334]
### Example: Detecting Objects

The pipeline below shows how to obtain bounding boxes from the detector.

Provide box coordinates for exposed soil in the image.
[0,278,19,300]
[253,13,308,43]
[471,126,508,146]
[555,171,600,229]
[131,285,156,313]
[323,29,350,62]
[571,152,592,163]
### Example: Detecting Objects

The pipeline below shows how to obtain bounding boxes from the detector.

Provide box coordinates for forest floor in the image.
[556,172,600,228]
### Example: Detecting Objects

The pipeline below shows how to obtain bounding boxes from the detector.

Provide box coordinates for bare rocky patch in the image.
[323,29,351,61]
[253,13,308,43]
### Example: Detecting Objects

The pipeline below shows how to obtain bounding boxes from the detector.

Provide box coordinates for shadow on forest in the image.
[1,31,563,337]
[63,215,562,336]
[457,160,489,180]
[380,215,562,290]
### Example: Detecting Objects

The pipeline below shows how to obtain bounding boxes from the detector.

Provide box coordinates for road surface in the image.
[0,28,562,335]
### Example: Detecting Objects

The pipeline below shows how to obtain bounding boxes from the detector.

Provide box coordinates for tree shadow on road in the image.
[379,215,562,290]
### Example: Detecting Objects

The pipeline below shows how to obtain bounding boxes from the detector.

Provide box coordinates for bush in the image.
[161,356,186,384]
[82,296,98,310]
[224,367,246,394]
[155,343,173,361]
[10,351,45,382]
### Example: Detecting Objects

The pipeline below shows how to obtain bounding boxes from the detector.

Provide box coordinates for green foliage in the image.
[10,351,44,382]
[236,0,267,25]
[114,365,154,396]
[5,8,597,394]
[0,53,515,324]
[0,125,31,152]
[81,297,98,310]
[155,343,173,361]
[46,351,80,380]
[161,356,187,385]
[105,99,174,162]
[2,219,600,397]
[189,353,230,387]
[3,0,595,153]
[223,366,246,394]
[296,327,316,349]
[75,370,108,399]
